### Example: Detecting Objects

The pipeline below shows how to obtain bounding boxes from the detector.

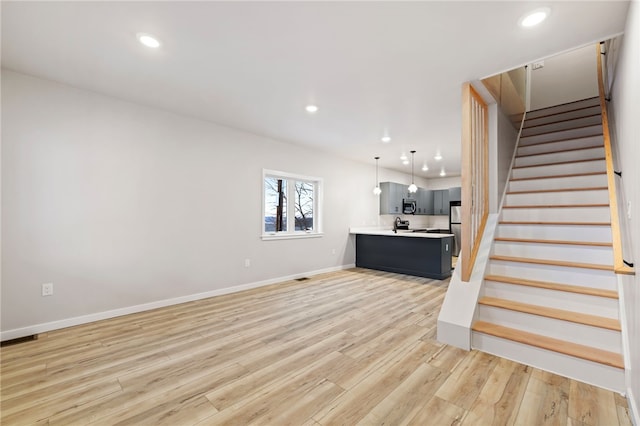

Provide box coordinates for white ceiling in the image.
[1,1,629,177]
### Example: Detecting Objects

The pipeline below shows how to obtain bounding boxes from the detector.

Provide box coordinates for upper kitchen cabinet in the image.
[448,186,461,203]
[449,186,462,201]
[379,182,407,214]
[433,189,450,215]
[416,188,433,215]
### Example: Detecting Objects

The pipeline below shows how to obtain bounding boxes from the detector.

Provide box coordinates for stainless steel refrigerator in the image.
[449,201,461,257]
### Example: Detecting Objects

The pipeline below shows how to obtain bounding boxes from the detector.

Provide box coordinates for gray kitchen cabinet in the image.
[416,188,433,215]
[379,182,407,214]
[448,186,461,203]
[433,189,450,215]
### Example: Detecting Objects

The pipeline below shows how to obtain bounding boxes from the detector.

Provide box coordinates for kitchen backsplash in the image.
[380,214,449,229]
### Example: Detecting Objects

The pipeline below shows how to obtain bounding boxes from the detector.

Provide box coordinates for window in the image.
[263,170,323,240]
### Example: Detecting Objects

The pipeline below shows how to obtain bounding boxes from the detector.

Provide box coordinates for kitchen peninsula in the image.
[350,228,453,280]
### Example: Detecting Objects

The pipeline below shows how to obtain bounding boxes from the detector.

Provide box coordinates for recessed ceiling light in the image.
[402,160,410,165]
[440,169,446,177]
[422,164,429,172]
[137,33,161,48]
[400,154,407,161]
[381,136,391,143]
[305,105,318,113]
[434,153,443,161]
[519,8,550,28]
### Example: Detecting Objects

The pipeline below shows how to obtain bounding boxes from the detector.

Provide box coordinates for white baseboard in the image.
[0,263,355,342]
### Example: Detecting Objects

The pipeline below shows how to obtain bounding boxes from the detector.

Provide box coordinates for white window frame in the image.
[262,169,323,240]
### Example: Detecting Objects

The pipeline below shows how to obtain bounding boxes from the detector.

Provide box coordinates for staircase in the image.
[471,97,626,392]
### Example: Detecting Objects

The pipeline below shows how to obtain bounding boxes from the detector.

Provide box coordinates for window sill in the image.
[261,232,324,241]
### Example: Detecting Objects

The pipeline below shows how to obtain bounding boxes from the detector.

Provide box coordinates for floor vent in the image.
[1,334,38,347]
[295,277,310,281]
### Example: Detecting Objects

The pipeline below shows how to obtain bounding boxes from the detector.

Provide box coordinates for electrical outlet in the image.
[532,61,545,70]
[244,259,251,267]
[42,283,54,297]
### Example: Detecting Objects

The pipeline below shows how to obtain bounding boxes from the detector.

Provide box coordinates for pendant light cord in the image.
[410,150,415,184]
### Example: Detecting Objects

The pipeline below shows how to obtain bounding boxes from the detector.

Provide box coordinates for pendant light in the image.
[373,156,382,195]
[408,150,417,193]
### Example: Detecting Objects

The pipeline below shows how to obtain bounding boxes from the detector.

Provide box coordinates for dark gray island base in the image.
[355,233,452,280]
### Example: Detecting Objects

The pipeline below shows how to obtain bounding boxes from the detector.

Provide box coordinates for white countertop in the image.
[349,227,454,238]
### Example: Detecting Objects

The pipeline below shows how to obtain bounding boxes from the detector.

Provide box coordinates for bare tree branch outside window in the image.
[264,177,287,232]
[294,181,314,231]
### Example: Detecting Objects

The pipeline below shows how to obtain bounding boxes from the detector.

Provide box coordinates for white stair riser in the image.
[514,147,605,168]
[501,206,610,222]
[511,160,606,179]
[505,189,609,206]
[508,173,607,192]
[521,115,602,137]
[471,333,625,393]
[524,106,602,127]
[492,241,613,265]
[525,98,601,120]
[476,305,621,353]
[487,260,617,289]
[483,280,619,319]
[520,125,603,146]
[517,135,603,157]
[495,224,612,243]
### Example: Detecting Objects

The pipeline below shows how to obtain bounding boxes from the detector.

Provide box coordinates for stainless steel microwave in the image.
[402,199,416,214]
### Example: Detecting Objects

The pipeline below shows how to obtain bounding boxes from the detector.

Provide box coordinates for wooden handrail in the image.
[596,43,635,276]
[461,83,489,282]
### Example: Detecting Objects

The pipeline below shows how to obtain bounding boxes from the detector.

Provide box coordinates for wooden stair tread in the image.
[490,254,614,271]
[478,296,621,331]
[484,274,618,299]
[506,187,608,195]
[522,121,603,138]
[516,146,604,158]
[472,321,624,369]
[502,203,608,209]
[510,171,607,182]
[512,157,606,169]
[499,221,610,226]
[494,237,612,247]
[523,113,602,130]
[526,97,599,115]
[519,133,603,148]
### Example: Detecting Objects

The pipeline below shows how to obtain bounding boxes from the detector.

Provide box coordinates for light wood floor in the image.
[0,268,631,425]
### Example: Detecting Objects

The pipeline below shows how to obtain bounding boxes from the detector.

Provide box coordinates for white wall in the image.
[608,0,640,419]
[530,44,599,110]
[496,107,519,208]
[487,102,519,214]
[425,176,461,190]
[0,70,412,336]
